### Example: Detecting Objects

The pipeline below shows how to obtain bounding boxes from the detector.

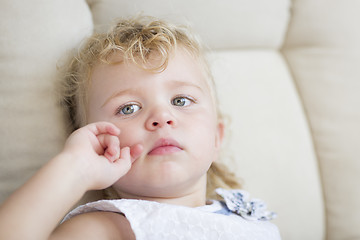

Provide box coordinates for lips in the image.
[148,138,183,155]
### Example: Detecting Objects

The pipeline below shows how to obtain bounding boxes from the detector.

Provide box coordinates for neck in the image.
[114,177,208,207]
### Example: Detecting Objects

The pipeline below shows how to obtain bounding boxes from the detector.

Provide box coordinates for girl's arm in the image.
[50,211,136,240]
[0,122,139,240]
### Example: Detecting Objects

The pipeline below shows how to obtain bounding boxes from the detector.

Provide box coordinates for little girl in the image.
[0,16,280,239]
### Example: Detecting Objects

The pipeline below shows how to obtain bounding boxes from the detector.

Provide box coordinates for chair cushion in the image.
[0,0,93,202]
[210,50,324,239]
[87,0,290,49]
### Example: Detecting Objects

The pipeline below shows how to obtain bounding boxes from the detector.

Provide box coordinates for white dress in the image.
[63,189,281,240]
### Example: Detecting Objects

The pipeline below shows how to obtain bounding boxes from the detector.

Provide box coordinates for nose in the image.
[145,107,177,131]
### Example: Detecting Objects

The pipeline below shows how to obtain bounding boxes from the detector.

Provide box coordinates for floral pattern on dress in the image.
[215,188,277,221]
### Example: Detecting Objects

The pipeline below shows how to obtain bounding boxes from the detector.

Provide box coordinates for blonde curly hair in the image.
[62,16,241,200]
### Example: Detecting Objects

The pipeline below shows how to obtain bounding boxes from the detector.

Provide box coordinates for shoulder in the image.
[50,211,135,240]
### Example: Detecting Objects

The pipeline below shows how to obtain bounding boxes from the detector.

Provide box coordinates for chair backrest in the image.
[1,1,360,239]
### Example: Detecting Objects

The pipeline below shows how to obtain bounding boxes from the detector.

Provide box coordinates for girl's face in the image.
[87,48,224,200]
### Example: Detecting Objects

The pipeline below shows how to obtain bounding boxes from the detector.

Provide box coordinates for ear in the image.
[215,120,225,150]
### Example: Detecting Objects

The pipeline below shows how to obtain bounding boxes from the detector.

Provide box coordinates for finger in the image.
[119,146,131,162]
[86,122,120,137]
[130,144,144,163]
[103,135,120,162]
[111,147,133,178]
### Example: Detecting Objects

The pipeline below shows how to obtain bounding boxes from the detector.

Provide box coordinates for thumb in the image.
[130,144,143,163]
[112,147,132,177]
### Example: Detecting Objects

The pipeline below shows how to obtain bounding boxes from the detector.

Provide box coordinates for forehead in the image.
[90,48,211,92]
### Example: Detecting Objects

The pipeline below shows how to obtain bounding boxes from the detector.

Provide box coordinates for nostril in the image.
[151,120,173,128]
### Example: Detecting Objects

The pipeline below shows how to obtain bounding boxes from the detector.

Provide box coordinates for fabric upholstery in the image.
[0,0,92,205]
[0,0,359,239]
[86,0,290,49]
[282,1,360,239]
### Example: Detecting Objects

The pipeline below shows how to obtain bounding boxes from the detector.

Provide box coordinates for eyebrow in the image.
[169,80,204,92]
[101,88,139,108]
[101,79,204,108]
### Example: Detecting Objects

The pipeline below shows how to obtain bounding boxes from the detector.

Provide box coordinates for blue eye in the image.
[172,96,193,107]
[117,104,141,115]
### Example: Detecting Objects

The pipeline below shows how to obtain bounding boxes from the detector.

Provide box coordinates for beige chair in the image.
[1,1,359,239]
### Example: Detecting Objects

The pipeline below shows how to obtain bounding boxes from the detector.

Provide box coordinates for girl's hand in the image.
[0,121,143,240]
[61,122,142,191]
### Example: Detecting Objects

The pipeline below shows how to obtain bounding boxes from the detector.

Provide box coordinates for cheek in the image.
[187,115,218,149]
[115,123,142,148]
[189,109,217,136]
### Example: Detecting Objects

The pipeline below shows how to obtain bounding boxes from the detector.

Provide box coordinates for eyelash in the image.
[115,95,197,116]
[172,95,197,107]
[115,102,141,116]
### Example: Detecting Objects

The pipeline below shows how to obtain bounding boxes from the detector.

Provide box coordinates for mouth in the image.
[148,138,183,155]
